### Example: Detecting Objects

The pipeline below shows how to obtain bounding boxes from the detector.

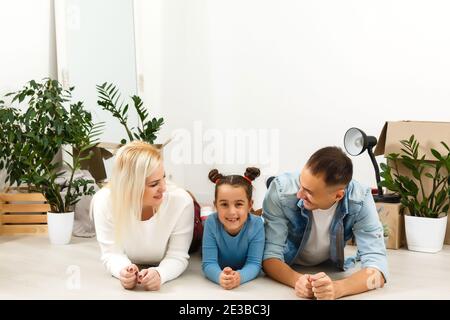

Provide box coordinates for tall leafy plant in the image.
[380,135,450,218]
[96,82,164,144]
[1,79,70,187]
[0,78,104,212]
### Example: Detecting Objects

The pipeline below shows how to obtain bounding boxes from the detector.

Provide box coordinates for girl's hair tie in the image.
[243,176,252,184]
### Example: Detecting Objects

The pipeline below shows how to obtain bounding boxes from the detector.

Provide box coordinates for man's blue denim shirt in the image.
[262,172,388,280]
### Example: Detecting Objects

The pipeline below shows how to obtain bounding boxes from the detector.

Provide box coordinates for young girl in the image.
[91,141,194,291]
[202,167,265,290]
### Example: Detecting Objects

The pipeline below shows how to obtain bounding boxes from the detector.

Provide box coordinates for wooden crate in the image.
[0,188,50,235]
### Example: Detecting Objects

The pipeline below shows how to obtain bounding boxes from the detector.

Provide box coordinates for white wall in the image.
[135,0,216,202]
[0,0,56,96]
[137,0,450,207]
[0,0,56,190]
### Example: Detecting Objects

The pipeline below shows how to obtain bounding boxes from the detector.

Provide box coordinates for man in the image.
[262,146,387,300]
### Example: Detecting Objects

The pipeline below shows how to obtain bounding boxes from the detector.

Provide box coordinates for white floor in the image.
[1,235,450,300]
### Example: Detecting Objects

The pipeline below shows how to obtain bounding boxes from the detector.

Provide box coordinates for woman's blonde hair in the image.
[109,140,162,244]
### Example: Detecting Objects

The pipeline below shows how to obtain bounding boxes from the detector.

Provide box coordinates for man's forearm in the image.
[334,268,385,299]
[263,258,301,288]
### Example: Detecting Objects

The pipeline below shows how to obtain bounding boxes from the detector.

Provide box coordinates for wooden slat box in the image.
[0,189,50,235]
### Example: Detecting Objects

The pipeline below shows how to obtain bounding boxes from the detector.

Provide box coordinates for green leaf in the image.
[380,162,389,171]
[431,148,443,161]
[386,153,400,160]
[441,141,450,152]
[122,104,129,117]
[435,190,446,208]
[443,204,449,213]
[400,148,413,157]
[411,169,421,180]
[425,173,434,179]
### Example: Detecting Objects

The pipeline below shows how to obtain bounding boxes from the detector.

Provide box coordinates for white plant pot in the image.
[404,215,448,253]
[47,211,74,245]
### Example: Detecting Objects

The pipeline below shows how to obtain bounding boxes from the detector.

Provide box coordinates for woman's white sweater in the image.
[92,185,194,284]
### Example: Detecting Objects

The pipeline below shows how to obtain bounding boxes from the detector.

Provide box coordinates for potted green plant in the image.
[380,135,450,253]
[96,82,164,145]
[1,79,103,244]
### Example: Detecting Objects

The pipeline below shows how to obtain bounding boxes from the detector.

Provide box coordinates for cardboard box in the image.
[377,202,405,249]
[347,202,405,249]
[374,121,450,244]
[77,143,117,183]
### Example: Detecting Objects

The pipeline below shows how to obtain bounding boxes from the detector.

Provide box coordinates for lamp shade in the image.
[344,127,367,156]
[342,127,399,203]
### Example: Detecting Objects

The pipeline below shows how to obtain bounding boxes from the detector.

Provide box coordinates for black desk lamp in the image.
[344,127,399,203]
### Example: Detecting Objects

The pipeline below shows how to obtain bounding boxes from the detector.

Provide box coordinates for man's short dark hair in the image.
[305,146,353,186]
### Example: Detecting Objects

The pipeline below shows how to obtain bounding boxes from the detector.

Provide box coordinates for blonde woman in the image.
[91,141,194,290]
